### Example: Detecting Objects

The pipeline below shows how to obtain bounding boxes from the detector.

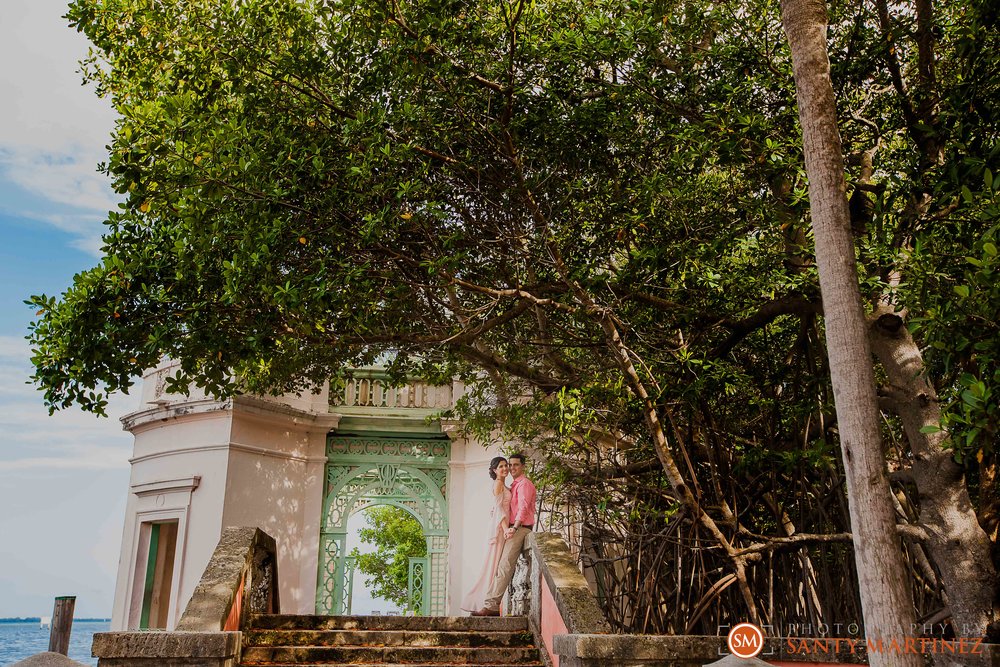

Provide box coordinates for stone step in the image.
[240,645,541,664]
[244,629,535,648]
[240,664,544,667]
[250,614,528,632]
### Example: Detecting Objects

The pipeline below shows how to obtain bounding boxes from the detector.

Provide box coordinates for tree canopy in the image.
[30,0,1000,637]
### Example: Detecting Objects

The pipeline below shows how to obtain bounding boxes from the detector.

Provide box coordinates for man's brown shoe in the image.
[470,608,500,617]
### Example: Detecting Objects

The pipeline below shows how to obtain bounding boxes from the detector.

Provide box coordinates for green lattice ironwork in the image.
[408,556,428,615]
[317,434,450,616]
[345,556,356,615]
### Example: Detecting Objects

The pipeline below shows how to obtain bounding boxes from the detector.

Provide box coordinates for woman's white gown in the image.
[460,485,511,612]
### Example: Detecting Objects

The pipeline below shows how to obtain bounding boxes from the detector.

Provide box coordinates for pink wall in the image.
[222,572,245,632]
[770,662,861,666]
[539,571,569,667]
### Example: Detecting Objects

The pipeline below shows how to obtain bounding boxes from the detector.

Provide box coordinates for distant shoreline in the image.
[0,618,110,623]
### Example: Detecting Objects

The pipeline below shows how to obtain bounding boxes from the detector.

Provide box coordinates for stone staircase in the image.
[240,615,544,666]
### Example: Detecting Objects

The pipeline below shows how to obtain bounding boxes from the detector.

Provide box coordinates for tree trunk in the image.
[780,1,921,663]
[871,308,998,639]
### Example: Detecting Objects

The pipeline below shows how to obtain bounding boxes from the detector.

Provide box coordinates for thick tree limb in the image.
[869,306,998,637]
[713,295,823,357]
[388,0,508,94]
[456,343,567,391]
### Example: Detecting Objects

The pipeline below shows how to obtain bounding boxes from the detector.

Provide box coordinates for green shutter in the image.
[139,523,161,629]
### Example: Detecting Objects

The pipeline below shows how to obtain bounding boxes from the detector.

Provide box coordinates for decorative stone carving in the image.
[507,547,532,617]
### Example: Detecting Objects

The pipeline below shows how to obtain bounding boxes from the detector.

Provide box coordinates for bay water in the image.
[0,621,107,666]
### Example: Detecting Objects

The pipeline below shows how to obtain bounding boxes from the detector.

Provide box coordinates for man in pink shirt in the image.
[472,452,537,616]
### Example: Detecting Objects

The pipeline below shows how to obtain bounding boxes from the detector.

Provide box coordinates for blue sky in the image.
[0,1,138,618]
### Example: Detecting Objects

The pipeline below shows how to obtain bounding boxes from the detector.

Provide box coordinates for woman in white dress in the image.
[460,457,511,613]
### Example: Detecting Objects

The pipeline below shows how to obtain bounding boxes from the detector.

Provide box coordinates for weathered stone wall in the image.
[521,532,610,667]
[94,527,276,666]
[91,631,240,667]
[552,632,1000,666]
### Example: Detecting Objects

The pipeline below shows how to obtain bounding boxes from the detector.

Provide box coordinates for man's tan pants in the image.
[482,526,531,611]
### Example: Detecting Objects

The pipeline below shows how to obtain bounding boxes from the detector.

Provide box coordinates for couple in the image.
[461,452,537,617]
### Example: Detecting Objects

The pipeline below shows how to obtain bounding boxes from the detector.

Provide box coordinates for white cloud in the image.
[0,452,127,472]
[90,497,129,581]
[0,205,109,256]
[70,231,109,257]
[0,466,130,617]
[0,4,130,616]
[0,2,117,154]
[0,335,30,359]
[2,149,119,214]
[0,1,119,256]
[0,329,134,619]
[0,335,137,474]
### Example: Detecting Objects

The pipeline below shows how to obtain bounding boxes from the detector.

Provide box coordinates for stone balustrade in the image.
[175,526,279,632]
[330,373,455,411]
[92,527,279,667]
[507,532,611,667]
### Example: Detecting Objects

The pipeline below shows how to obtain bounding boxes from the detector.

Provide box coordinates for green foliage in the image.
[32,0,807,417]
[348,506,427,611]
[907,206,1000,461]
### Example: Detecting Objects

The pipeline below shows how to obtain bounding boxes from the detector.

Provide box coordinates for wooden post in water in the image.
[48,595,75,655]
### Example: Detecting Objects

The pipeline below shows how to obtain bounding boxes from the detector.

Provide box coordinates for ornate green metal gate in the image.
[317,434,450,616]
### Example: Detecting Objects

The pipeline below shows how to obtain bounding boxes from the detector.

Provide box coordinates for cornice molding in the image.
[232,395,341,432]
[121,398,233,434]
[130,444,229,465]
[122,395,341,435]
[229,441,327,464]
[131,476,201,497]
[439,419,468,442]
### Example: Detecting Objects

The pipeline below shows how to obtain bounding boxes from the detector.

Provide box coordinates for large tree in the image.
[31,0,1000,637]
[781,0,919,659]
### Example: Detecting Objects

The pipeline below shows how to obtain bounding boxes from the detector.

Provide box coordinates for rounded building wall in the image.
[111,361,509,626]
[111,411,231,630]
[221,398,333,615]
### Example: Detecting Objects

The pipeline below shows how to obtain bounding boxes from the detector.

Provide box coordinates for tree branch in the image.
[736,524,928,557]
[713,296,823,357]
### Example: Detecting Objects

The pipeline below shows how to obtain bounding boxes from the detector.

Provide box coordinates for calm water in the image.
[0,621,108,666]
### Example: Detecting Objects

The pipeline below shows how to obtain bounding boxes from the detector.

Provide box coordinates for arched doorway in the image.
[316,434,449,616]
